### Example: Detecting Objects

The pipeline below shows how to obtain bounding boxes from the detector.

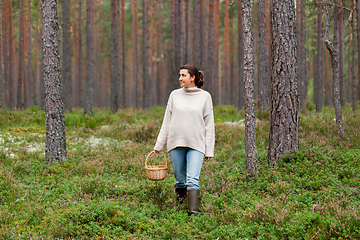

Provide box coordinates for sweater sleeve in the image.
[204,95,215,157]
[154,94,173,151]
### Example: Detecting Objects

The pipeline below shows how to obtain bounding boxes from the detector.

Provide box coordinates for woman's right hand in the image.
[154,150,161,154]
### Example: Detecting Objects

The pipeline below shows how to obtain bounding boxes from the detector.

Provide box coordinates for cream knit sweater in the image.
[154,87,215,157]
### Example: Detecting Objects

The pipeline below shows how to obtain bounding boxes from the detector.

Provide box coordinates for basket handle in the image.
[145,150,168,168]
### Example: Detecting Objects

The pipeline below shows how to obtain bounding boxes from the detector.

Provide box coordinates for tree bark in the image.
[237,0,244,109]
[242,0,258,179]
[351,2,357,112]
[142,0,150,109]
[121,0,126,108]
[155,0,163,105]
[314,2,324,112]
[213,0,220,105]
[357,0,360,100]
[298,0,307,109]
[110,0,119,113]
[17,0,25,109]
[257,0,270,110]
[206,0,214,95]
[42,0,67,165]
[324,0,345,138]
[132,0,139,108]
[268,0,299,166]
[223,0,230,105]
[85,0,94,115]
[76,0,83,108]
[26,0,34,108]
[193,0,201,68]
[0,0,5,108]
[62,0,72,112]
[184,0,192,64]
[324,48,332,106]
[337,0,346,106]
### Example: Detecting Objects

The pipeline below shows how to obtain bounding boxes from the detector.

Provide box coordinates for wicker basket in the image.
[145,150,168,181]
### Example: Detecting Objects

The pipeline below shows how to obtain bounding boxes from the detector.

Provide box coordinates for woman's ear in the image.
[191,75,195,82]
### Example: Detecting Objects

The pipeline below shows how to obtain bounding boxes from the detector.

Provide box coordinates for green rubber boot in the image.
[188,190,200,216]
[175,188,186,204]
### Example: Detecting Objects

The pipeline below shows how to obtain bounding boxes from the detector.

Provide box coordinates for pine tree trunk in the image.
[268,0,299,166]
[338,0,346,106]
[237,0,244,109]
[26,0,34,108]
[200,0,207,70]
[324,48,332,106]
[351,2,357,111]
[206,0,214,95]
[242,0,258,179]
[62,0,72,112]
[42,0,67,165]
[132,0,139,108]
[121,0,126,108]
[142,0,150,109]
[185,0,192,64]
[76,0,83,108]
[110,0,119,113]
[85,0,94,115]
[324,0,345,138]
[357,0,360,100]
[193,0,201,68]
[257,0,270,110]
[314,2,324,112]
[155,0,162,105]
[298,0,307,109]
[0,0,5,108]
[17,0,25,109]
[213,0,220,105]
[223,0,230,105]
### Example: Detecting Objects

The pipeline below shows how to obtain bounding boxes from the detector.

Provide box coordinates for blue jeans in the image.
[168,147,204,190]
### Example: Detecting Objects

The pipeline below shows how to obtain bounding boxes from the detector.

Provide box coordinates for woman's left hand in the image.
[204,157,211,162]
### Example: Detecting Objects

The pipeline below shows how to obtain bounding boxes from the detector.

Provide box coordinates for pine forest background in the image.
[0,0,359,111]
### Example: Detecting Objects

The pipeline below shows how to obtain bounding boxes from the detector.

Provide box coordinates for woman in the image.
[154,64,215,215]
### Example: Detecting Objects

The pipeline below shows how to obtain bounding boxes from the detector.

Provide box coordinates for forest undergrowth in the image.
[0,102,359,239]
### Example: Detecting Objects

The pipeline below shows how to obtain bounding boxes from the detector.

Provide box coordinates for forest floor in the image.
[0,103,359,239]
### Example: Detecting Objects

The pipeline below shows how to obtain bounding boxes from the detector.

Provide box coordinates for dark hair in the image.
[180,64,204,88]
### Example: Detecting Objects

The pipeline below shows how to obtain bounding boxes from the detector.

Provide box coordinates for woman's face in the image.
[179,69,196,88]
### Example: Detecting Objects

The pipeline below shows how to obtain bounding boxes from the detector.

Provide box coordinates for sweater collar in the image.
[183,87,201,93]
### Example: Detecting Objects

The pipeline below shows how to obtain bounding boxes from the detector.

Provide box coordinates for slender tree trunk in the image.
[142,0,150,109]
[357,0,360,100]
[0,0,5,108]
[85,0,94,115]
[314,2,324,112]
[351,2,357,112]
[77,0,83,108]
[132,0,139,108]
[257,0,270,110]
[298,0,307,109]
[62,0,72,112]
[17,0,25,109]
[42,0,67,165]
[324,0,345,138]
[121,0,126,108]
[324,48,332,106]
[223,0,230,105]
[213,0,220,105]
[242,0,258,179]
[193,0,201,68]
[237,0,244,109]
[185,0,192,64]
[36,0,44,109]
[155,0,163,105]
[268,0,299,166]
[337,0,346,106]
[110,0,119,113]
[25,0,33,108]
[200,0,207,70]
[206,0,214,95]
